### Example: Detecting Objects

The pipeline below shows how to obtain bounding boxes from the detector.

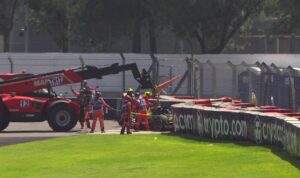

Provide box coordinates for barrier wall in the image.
[172,103,300,157]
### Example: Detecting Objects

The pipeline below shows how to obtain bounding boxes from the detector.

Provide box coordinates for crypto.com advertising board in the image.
[172,104,300,157]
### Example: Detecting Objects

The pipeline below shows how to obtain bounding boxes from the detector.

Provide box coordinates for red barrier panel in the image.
[260,106,279,109]
[260,108,292,113]
[232,103,255,107]
[173,96,195,99]
[194,99,211,105]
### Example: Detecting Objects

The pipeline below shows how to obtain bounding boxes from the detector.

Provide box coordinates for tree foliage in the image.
[71,0,134,52]
[28,0,167,53]
[264,0,300,34]
[26,0,269,54]
[130,0,168,53]
[0,0,18,52]
[73,0,165,53]
[164,0,264,53]
[28,0,78,52]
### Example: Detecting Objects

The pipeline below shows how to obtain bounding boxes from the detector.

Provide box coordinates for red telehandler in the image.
[0,63,153,132]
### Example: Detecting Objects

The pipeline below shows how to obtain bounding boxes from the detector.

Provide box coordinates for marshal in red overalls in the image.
[71,82,93,129]
[90,91,114,133]
[132,96,149,130]
[120,95,132,134]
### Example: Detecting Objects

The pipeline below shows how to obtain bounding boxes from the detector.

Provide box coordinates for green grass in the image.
[0,134,299,178]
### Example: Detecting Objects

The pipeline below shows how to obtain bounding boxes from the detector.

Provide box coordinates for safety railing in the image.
[1,53,300,111]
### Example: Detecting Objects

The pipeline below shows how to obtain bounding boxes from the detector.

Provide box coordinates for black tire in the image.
[150,115,164,131]
[47,104,77,132]
[0,112,9,132]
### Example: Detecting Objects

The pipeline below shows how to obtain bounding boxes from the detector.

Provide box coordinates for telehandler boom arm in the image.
[0,63,153,94]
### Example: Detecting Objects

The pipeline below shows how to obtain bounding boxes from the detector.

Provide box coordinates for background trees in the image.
[1,0,300,53]
[72,0,133,52]
[71,0,165,53]
[163,0,264,53]
[0,0,18,52]
[264,0,300,35]
[28,0,77,52]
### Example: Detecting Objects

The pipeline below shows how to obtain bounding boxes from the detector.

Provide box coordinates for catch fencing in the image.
[1,53,300,111]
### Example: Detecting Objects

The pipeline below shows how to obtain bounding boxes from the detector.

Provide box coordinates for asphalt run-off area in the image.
[0,120,166,147]
[0,120,118,147]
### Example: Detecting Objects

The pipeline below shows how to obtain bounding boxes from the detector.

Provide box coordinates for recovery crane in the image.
[0,63,153,132]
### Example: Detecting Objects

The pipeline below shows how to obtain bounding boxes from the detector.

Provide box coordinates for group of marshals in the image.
[71,81,155,134]
[71,80,114,133]
[120,88,155,134]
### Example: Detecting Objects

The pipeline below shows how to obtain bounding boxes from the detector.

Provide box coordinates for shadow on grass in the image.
[269,145,300,170]
[162,132,300,170]
[0,130,79,147]
[0,136,57,147]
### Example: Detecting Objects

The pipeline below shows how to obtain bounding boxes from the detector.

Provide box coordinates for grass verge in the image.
[0,134,299,178]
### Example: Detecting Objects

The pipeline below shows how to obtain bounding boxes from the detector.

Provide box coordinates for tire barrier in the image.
[172,103,300,157]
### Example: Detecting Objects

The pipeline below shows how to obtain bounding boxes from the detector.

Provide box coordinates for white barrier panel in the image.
[172,103,300,157]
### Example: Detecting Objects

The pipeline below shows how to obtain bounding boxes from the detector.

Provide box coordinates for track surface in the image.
[0,120,166,147]
[0,120,120,147]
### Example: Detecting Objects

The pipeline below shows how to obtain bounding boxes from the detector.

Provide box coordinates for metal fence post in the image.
[120,53,126,92]
[186,57,193,96]
[79,56,85,88]
[254,62,262,106]
[262,62,273,106]
[171,57,190,95]
[227,61,237,98]
[256,61,268,106]
[155,56,159,84]
[195,59,204,98]
[238,61,250,102]
[248,67,253,104]
[207,60,216,97]
[151,55,156,85]
[8,56,13,72]
[169,65,173,93]
[287,66,296,111]
[271,63,281,106]
[190,58,196,96]
[193,61,200,98]
[150,54,159,85]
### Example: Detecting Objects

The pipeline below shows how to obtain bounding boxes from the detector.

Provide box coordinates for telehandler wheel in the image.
[47,104,77,132]
[0,112,9,132]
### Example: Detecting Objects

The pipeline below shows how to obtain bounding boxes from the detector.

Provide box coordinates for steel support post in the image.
[169,65,173,93]
[120,53,126,92]
[195,60,204,98]
[287,66,296,111]
[227,61,237,98]
[8,56,13,73]
[271,63,281,106]
[79,56,85,89]
[207,60,216,97]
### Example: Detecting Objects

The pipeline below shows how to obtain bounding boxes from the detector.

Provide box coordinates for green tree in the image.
[28,0,78,52]
[164,0,264,53]
[265,0,300,34]
[129,0,166,53]
[0,0,18,52]
[73,0,164,53]
[28,0,167,53]
[72,0,133,52]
